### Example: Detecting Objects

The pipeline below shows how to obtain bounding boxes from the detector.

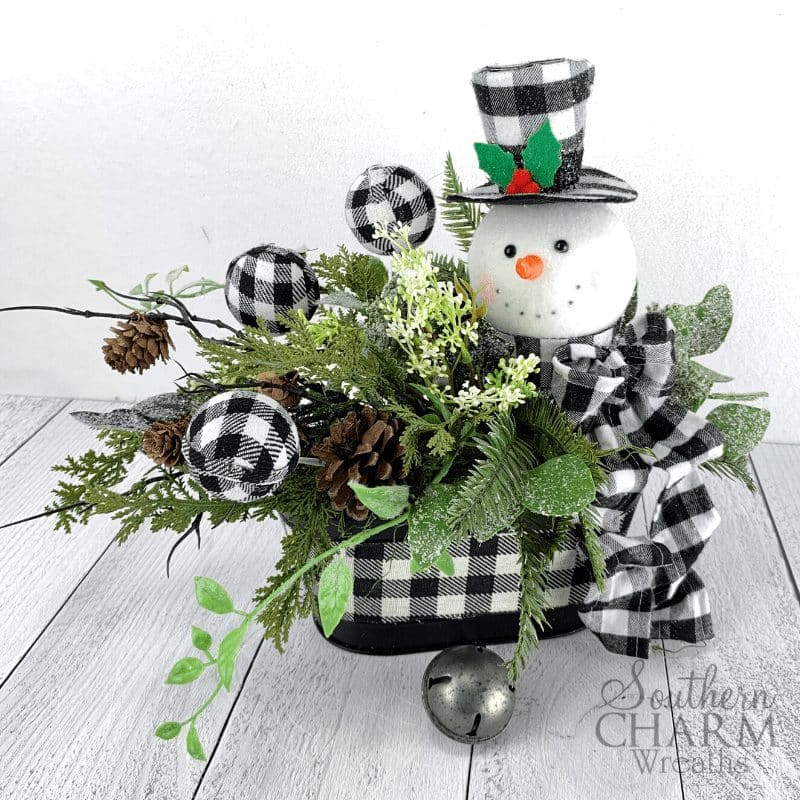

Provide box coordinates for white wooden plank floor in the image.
[0,393,798,799]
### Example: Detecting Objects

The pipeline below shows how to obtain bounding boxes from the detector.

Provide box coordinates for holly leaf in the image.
[707,403,770,460]
[347,482,409,519]
[194,577,234,615]
[521,120,562,189]
[665,285,733,359]
[474,143,516,189]
[217,626,245,690]
[186,723,206,761]
[191,626,212,652]
[522,455,596,517]
[165,656,205,685]
[408,484,459,571]
[318,559,353,637]
[155,721,182,740]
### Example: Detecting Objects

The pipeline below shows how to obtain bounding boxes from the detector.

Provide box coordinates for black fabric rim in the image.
[448,167,637,205]
[316,605,584,656]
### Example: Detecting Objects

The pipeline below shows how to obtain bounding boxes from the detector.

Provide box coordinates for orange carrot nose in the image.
[515,254,544,280]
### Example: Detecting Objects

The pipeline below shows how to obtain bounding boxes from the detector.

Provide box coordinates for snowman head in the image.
[468,203,637,339]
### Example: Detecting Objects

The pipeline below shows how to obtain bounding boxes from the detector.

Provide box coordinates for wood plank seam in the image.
[750,456,800,606]
[0,398,69,469]
[659,644,687,800]
[0,534,116,694]
[191,638,267,799]
[464,745,474,800]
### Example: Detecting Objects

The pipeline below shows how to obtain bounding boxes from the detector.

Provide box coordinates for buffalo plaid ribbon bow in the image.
[519,312,725,657]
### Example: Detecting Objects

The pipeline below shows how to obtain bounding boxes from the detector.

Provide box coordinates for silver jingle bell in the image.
[422,645,515,743]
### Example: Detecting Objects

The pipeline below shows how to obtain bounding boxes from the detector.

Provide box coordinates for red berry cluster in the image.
[505,168,541,195]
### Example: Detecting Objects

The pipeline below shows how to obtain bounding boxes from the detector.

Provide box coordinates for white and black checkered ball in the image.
[345,164,436,255]
[181,391,301,502]
[225,244,320,333]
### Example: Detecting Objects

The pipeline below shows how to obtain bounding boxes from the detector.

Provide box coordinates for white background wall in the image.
[1,2,795,441]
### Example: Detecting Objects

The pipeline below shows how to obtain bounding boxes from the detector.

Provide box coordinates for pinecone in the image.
[310,407,407,521]
[256,370,302,409]
[142,415,190,467]
[102,312,174,374]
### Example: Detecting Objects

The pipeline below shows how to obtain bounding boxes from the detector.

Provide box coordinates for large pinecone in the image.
[142,415,190,467]
[102,312,174,374]
[311,407,407,521]
[256,370,302,409]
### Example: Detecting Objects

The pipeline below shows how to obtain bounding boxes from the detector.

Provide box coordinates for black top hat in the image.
[448,58,637,204]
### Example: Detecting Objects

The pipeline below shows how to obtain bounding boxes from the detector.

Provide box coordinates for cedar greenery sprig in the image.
[48,429,145,532]
[310,246,388,302]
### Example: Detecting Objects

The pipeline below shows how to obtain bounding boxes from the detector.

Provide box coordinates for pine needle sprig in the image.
[578,507,607,591]
[507,515,570,683]
[447,412,537,540]
[429,251,469,283]
[515,395,610,490]
[699,453,756,492]
[440,152,485,253]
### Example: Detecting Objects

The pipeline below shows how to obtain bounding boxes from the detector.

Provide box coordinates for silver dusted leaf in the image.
[70,408,152,431]
[71,392,196,432]
[132,392,194,421]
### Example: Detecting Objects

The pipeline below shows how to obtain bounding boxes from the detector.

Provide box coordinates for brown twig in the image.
[0,303,242,346]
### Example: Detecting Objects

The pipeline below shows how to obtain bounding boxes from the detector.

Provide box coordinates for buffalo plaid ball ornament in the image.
[182,391,301,502]
[345,164,436,255]
[225,244,320,333]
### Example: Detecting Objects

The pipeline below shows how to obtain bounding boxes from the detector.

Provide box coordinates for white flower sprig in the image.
[375,223,539,415]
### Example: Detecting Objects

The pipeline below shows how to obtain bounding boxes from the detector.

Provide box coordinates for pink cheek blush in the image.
[473,273,496,305]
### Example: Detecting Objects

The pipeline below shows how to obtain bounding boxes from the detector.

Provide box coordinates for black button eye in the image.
[504,244,517,258]
[554,239,569,253]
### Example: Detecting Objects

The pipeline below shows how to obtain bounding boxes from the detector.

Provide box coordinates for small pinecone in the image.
[142,415,190,467]
[310,407,407,521]
[256,370,302,409]
[102,312,174,374]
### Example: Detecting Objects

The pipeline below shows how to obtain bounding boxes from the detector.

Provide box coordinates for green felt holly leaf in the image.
[347,481,409,520]
[186,723,206,761]
[408,484,460,571]
[318,558,353,637]
[165,656,205,685]
[707,403,770,460]
[521,120,562,189]
[194,577,234,615]
[665,285,733,360]
[474,142,516,188]
[522,455,596,517]
[217,627,245,690]
[155,721,182,741]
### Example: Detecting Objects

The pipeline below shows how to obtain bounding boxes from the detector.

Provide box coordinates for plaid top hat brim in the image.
[448,167,637,205]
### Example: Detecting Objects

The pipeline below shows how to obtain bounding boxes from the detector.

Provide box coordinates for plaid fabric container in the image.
[315,312,724,658]
[324,526,589,655]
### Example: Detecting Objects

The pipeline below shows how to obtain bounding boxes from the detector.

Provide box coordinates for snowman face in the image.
[468,203,637,338]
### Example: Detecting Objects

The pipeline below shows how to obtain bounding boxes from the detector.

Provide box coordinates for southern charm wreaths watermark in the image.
[594,659,777,775]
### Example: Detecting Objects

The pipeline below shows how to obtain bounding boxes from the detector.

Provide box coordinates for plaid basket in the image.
[315,523,593,655]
